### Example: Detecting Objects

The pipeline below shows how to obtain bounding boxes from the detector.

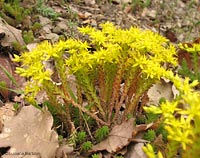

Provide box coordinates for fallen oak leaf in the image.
[0,106,59,158]
[147,79,174,106]
[0,56,13,101]
[91,119,154,154]
[0,102,16,123]
[0,54,25,102]
[91,118,135,153]
[125,143,147,158]
[0,17,25,47]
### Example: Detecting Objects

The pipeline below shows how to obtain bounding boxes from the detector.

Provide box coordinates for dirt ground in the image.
[60,0,200,43]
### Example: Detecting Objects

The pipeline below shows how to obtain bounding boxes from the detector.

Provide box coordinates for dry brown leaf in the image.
[91,118,135,153]
[164,29,178,43]
[0,102,15,121]
[125,143,147,158]
[78,12,92,20]
[26,43,38,52]
[0,102,15,132]
[153,134,167,157]
[135,123,154,132]
[0,106,58,158]
[0,54,25,101]
[172,84,179,99]
[0,56,12,101]
[147,80,173,105]
[56,144,74,158]
[124,5,133,13]
[0,17,25,47]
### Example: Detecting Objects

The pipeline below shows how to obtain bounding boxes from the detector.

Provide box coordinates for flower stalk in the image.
[13,22,177,135]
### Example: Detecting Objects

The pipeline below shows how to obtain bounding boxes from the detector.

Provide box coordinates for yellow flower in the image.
[33,70,52,84]
[179,43,200,54]
[143,144,163,158]
[12,54,21,62]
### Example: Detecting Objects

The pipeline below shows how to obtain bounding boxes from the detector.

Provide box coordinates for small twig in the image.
[108,63,124,122]
[80,110,94,141]
[67,96,110,126]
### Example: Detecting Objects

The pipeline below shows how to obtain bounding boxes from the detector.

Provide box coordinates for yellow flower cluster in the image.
[14,22,177,82]
[66,22,177,80]
[143,144,163,158]
[144,73,200,157]
[179,43,200,54]
[12,40,70,99]
[13,22,178,109]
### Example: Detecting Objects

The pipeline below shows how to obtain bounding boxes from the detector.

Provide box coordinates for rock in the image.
[142,8,157,19]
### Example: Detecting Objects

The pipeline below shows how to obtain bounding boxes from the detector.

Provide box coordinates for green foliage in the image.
[155,123,167,142]
[43,101,59,116]
[0,80,20,97]
[136,115,146,124]
[12,42,26,52]
[36,0,59,20]
[91,154,101,158]
[159,97,166,104]
[1,0,31,24]
[65,5,78,20]
[65,19,78,38]
[179,59,200,82]
[0,64,17,86]
[114,155,124,158]
[95,126,109,143]
[31,22,42,32]
[178,43,200,83]
[58,135,64,142]
[23,30,34,44]
[13,103,20,111]
[0,81,7,91]
[143,129,156,142]
[43,101,64,129]
[145,112,160,124]
[68,130,77,146]
[81,141,93,153]
[76,131,86,143]
[0,64,22,94]
[131,0,151,13]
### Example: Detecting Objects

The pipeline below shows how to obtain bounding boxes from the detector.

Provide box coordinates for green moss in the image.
[81,141,93,153]
[31,22,42,32]
[36,0,59,20]
[2,0,31,24]
[23,30,34,44]
[95,126,109,143]
[143,129,156,142]
[145,112,160,124]
[156,123,168,142]
[92,154,101,158]
[76,131,86,143]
